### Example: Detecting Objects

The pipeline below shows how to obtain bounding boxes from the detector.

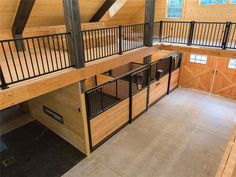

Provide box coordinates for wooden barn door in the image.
[211,57,236,99]
[179,53,216,92]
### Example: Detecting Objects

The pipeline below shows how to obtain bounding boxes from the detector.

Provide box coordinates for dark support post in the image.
[62,0,85,68]
[143,55,152,110]
[0,65,8,89]
[222,21,231,50]
[159,21,163,42]
[90,0,117,22]
[129,75,133,123]
[11,0,35,51]
[167,56,173,95]
[118,25,123,55]
[144,0,156,47]
[187,21,195,46]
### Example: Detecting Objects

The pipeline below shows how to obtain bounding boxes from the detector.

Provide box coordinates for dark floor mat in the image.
[0,121,86,177]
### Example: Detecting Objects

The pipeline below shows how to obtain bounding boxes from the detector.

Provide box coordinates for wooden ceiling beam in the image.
[11,0,35,50]
[11,0,35,35]
[90,0,117,22]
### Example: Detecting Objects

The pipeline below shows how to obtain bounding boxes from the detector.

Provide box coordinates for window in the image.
[231,0,236,4]
[190,54,208,64]
[167,0,183,18]
[228,59,236,69]
[200,0,227,5]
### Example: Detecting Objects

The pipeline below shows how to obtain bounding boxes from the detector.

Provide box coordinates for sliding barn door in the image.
[212,57,236,99]
[179,53,216,92]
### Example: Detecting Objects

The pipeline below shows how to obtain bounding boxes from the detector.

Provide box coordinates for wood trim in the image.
[158,44,236,58]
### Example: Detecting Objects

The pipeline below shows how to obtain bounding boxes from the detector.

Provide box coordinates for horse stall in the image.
[0,83,89,177]
[84,53,182,151]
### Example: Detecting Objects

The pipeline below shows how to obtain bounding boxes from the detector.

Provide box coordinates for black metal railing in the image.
[82,23,145,63]
[1,21,235,89]
[0,32,72,88]
[82,27,119,62]
[85,64,148,119]
[155,21,236,49]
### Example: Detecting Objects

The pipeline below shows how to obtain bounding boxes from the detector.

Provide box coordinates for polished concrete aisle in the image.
[63,88,236,177]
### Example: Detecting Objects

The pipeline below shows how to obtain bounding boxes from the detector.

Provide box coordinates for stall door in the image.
[212,57,236,99]
[179,53,216,92]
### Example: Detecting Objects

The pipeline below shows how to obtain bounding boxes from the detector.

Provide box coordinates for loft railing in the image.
[82,23,145,62]
[0,32,72,89]
[154,21,236,49]
[0,21,235,89]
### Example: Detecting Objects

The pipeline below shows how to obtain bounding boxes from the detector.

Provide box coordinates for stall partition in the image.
[85,53,182,152]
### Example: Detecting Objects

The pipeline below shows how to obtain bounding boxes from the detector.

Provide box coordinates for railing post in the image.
[62,0,85,68]
[187,21,195,46]
[159,21,163,42]
[0,65,8,89]
[222,21,231,50]
[118,25,123,55]
[129,75,132,124]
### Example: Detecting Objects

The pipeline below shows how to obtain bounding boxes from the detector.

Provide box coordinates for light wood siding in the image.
[90,98,129,146]
[130,0,236,23]
[170,69,180,91]
[0,0,106,30]
[132,88,147,119]
[28,83,90,155]
[149,74,169,105]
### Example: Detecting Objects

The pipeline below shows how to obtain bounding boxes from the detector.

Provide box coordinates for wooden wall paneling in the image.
[149,74,169,105]
[169,69,180,91]
[130,0,236,23]
[212,57,236,99]
[90,98,129,147]
[132,88,148,119]
[179,52,216,92]
[28,83,90,155]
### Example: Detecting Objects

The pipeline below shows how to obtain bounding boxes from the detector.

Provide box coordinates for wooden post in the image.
[62,0,85,68]
[144,0,156,47]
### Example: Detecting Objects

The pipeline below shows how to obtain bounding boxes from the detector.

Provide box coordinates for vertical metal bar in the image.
[37,38,45,74]
[187,21,195,46]
[32,38,41,73]
[129,74,132,123]
[42,37,50,72]
[0,65,8,89]
[47,36,55,70]
[222,21,231,49]
[51,36,59,69]
[26,39,36,76]
[1,42,13,82]
[60,34,67,67]
[8,41,19,80]
[56,35,63,68]
[167,56,173,95]
[119,25,123,55]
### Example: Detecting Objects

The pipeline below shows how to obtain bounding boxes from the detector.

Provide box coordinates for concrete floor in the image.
[63,88,236,177]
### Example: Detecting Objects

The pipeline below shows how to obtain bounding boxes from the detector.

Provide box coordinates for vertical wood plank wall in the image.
[90,99,129,147]
[28,83,90,155]
[130,0,236,23]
